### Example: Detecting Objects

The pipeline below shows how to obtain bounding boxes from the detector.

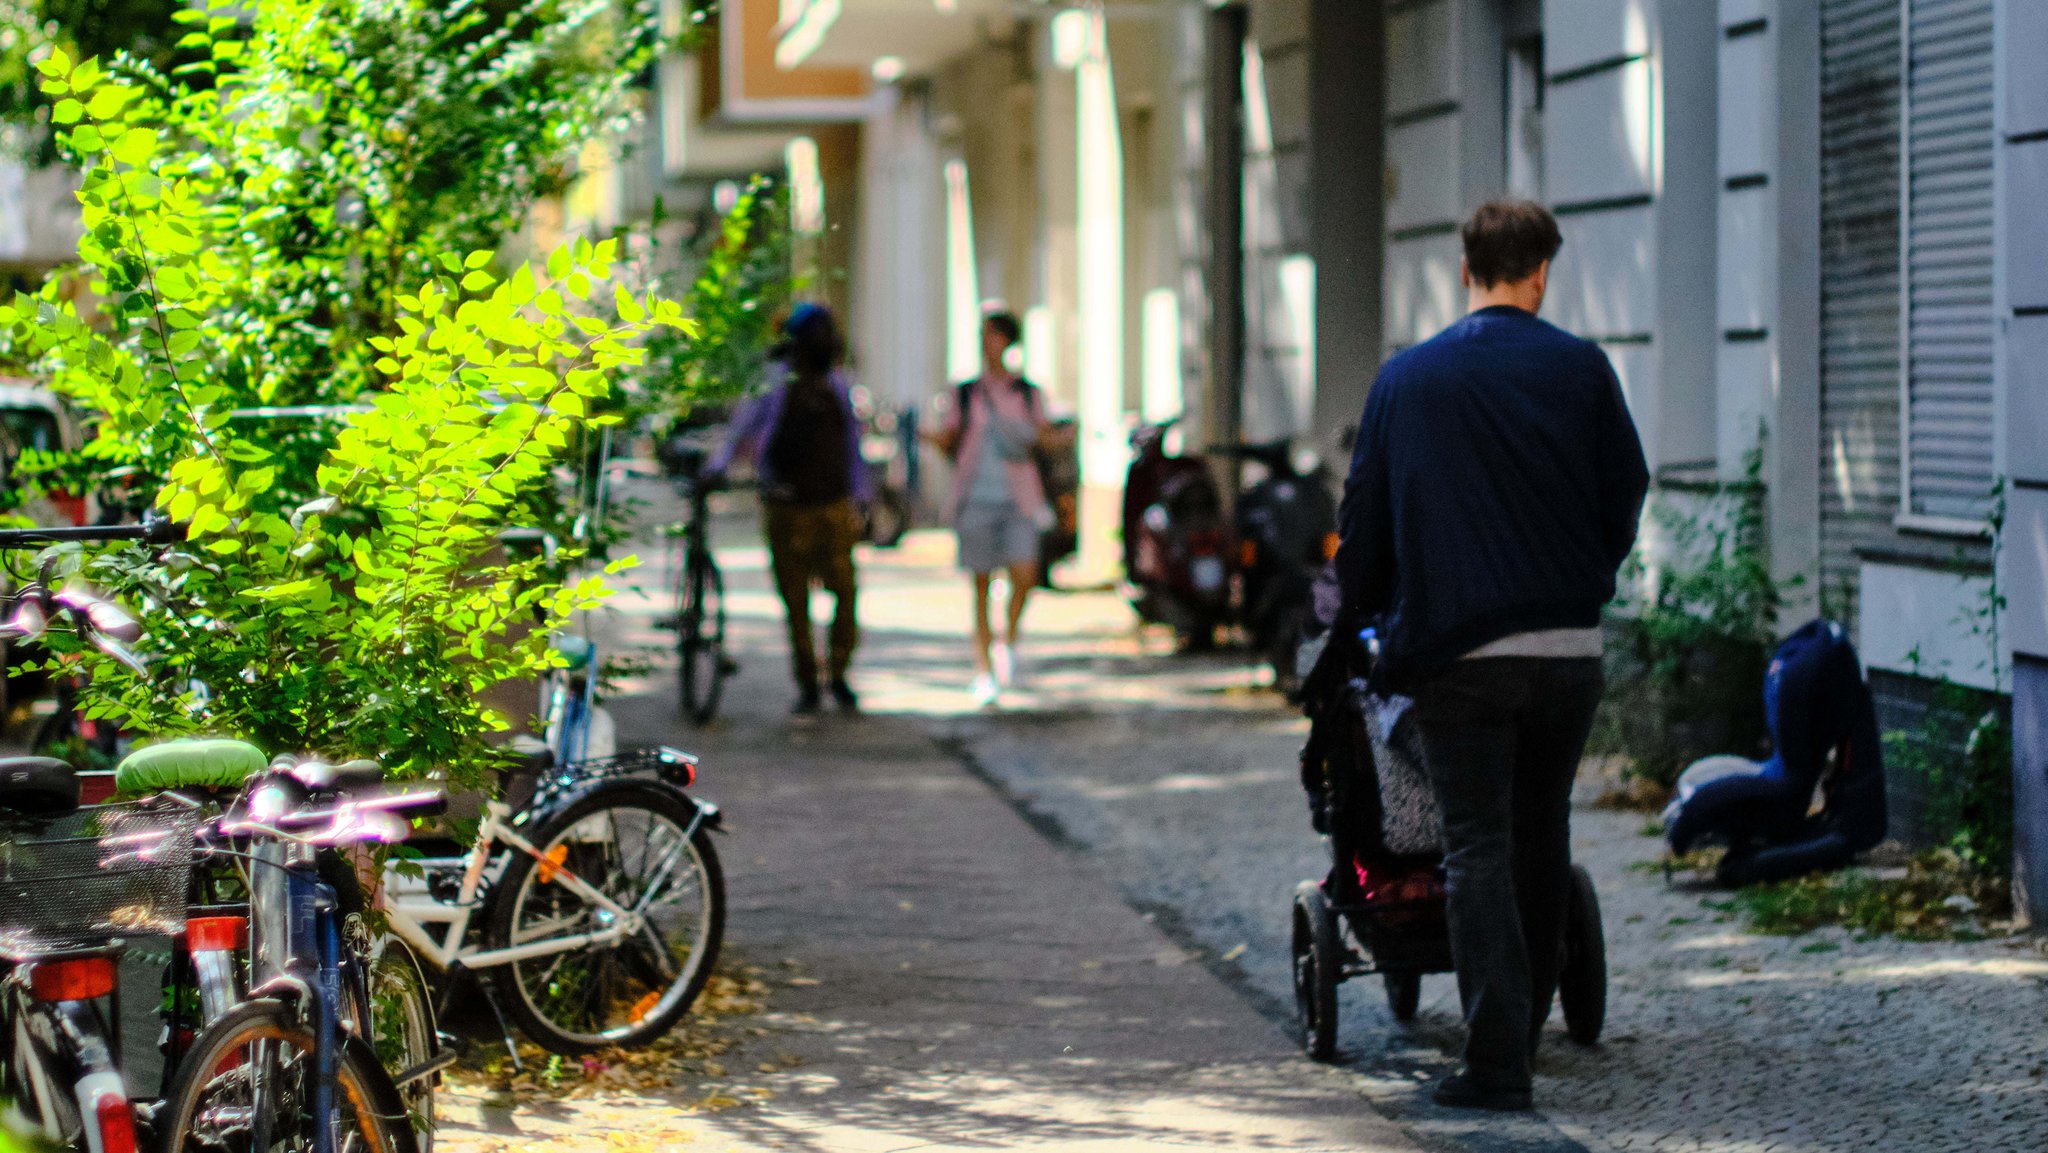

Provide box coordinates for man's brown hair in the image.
[1461,200,1563,288]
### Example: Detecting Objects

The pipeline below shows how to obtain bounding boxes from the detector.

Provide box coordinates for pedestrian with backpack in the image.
[706,303,872,717]
[927,311,1054,707]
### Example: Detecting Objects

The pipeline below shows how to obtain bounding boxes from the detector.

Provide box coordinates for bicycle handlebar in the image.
[0,513,182,549]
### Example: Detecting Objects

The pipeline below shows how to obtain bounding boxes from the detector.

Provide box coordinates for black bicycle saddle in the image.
[0,757,80,816]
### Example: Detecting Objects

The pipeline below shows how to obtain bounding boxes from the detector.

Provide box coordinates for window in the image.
[1898,0,1996,531]
[1506,36,1545,200]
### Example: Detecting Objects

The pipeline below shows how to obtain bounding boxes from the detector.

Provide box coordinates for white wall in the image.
[0,162,80,269]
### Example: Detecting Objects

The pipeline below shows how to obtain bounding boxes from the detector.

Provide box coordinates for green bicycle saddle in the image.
[115,738,267,794]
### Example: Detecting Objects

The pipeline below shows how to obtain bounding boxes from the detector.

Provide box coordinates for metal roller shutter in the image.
[1901,0,1995,524]
[1819,0,1902,598]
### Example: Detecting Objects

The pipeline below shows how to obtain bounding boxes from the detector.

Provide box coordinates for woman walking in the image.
[931,312,1053,706]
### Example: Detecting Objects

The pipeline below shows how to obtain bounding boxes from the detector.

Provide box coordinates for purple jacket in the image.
[706,367,874,506]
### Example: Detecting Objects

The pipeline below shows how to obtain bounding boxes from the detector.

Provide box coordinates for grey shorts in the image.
[955,502,1041,573]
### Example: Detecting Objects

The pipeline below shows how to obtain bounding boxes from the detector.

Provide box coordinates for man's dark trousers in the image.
[1410,657,1604,1092]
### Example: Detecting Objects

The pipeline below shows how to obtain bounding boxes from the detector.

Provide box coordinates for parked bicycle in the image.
[379,747,724,1055]
[660,444,735,726]
[0,514,195,1153]
[152,751,445,1153]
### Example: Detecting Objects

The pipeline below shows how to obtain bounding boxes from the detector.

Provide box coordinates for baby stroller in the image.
[1288,586,1607,1061]
[1662,619,1887,885]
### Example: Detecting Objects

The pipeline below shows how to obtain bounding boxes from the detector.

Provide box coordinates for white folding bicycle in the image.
[376,747,724,1055]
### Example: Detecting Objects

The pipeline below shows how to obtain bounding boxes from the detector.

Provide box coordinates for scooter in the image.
[1226,440,1338,692]
[1123,419,1231,649]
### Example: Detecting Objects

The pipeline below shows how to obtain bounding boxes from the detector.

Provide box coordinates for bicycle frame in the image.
[378,796,699,973]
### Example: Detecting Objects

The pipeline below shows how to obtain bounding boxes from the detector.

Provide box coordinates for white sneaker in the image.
[970,672,1000,707]
[992,642,1015,688]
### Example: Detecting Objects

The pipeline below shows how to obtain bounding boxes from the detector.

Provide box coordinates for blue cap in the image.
[784,302,828,337]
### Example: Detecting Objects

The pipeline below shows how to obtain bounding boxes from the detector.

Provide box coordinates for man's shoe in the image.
[791,685,823,717]
[829,677,860,713]
[1430,1073,1532,1112]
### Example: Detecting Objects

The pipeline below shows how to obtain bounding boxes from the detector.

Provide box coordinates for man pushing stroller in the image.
[1334,201,1649,1111]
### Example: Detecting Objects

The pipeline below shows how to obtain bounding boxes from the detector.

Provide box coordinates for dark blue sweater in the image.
[1335,306,1649,687]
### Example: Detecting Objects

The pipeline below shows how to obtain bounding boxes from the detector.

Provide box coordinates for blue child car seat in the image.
[1662,619,1887,885]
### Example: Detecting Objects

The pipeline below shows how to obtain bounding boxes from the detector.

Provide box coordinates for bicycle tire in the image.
[362,938,439,1153]
[677,551,729,726]
[320,851,438,1150]
[485,780,724,1054]
[159,998,417,1153]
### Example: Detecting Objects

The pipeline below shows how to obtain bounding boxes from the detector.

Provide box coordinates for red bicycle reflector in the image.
[29,955,117,1002]
[187,916,248,953]
[92,1088,138,1153]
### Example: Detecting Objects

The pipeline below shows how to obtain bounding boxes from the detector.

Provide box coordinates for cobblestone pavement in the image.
[441,485,2048,1152]
[932,567,2048,1153]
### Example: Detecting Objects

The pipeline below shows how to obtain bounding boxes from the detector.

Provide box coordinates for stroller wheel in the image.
[1383,971,1421,1022]
[1559,864,1607,1045]
[1291,881,1342,1062]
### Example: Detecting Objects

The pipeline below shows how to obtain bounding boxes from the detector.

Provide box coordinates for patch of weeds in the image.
[1637,818,1665,838]
[1798,941,1838,954]
[1708,850,2011,941]
[1631,847,1724,879]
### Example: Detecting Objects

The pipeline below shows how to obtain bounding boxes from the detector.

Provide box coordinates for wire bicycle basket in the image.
[0,801,204,954]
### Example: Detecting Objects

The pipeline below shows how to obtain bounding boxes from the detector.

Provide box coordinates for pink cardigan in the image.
[945,376,1048,524]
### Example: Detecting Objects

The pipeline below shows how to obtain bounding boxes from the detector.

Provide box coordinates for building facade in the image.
[741,0,2037,916]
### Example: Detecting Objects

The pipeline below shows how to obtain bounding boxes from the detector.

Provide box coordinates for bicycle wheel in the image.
[676,551,729,726]
[320,853,438,1150]
[485,781,724,1054]
[362,939,439,1153]
[159,998,417,1153]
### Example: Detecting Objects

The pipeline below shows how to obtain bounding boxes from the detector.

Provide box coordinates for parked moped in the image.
[1122,419,1231,649]
[1226,440,1338,692]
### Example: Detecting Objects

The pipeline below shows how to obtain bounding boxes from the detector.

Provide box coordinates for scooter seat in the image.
[0,757,78,815]
[114,738,267,794]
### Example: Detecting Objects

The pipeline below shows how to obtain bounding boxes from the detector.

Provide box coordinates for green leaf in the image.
[465,250,494,270]
[51,99,83,125]
[461,270,494,292]
[545,247,571,281]
[85,87,131,119]
[111,128,159,166]
[35,46,72,78]
[614,285,644,323]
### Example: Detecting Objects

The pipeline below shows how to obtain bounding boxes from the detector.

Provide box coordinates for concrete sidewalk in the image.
[438,500,1418,1152]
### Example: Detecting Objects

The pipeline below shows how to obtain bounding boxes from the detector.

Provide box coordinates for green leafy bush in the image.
[1594,459,1778,792]
[0,33,689,785]
[1886,683,2013,876]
